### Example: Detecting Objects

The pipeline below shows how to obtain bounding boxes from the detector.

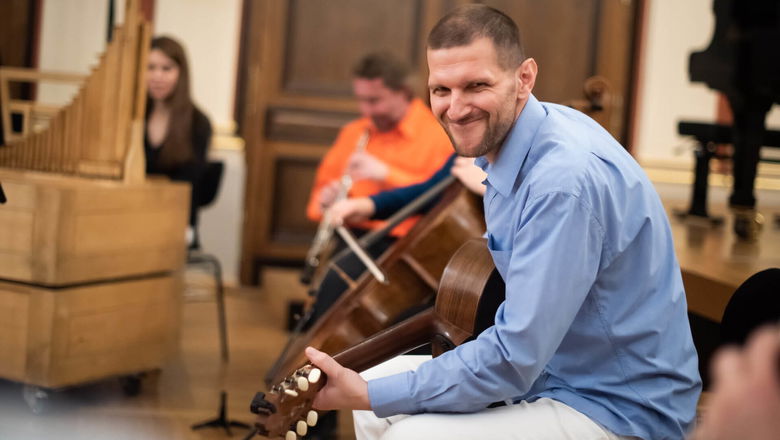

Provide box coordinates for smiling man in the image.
[303,6,701,440]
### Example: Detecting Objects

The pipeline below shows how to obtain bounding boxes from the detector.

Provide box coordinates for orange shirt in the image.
[307,98,453,236]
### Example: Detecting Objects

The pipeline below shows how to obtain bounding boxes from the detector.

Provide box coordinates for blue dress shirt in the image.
[367,95,701,440]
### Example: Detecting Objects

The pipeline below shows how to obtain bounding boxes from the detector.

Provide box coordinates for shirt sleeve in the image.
[368,191,605,416]
[369,154,456,219]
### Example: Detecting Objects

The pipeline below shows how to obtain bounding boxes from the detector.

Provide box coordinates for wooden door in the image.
[238,0,639,285]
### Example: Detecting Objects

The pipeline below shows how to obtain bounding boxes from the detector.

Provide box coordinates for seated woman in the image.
[145,36,212,248]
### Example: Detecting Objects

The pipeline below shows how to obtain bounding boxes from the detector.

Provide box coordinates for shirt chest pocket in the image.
[486,233,511,280]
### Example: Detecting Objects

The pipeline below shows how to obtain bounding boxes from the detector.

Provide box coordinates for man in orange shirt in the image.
[306,52,453,237]
[300,52,453,440]
[302,52,455,327]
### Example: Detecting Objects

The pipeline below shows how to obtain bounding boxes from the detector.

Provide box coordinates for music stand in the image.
[191,390,251,436]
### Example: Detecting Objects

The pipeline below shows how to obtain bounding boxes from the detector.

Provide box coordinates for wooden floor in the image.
[0,267,355,440]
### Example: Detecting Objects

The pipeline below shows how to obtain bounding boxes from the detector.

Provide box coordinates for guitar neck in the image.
[333,308,437,373]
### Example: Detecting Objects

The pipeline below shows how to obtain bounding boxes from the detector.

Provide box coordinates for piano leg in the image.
[728,97,771,208]
[690,140,715,218]
[727,97,772,240]
[673,139,724,226]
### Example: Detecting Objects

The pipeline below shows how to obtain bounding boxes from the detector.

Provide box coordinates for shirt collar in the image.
[478,94,546,198]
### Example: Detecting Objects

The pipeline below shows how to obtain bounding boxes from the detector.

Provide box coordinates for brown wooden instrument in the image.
[0,0,188,396]
[564,75,613,134]
[265,180,485,387]
[0,0,149,183]
[252,238,504,439]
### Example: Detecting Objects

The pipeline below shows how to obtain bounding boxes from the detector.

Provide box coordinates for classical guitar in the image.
[248,238,505,439]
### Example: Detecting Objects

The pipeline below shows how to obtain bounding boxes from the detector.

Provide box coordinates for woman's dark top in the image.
[369,153,456,219]
[144,108,212,227]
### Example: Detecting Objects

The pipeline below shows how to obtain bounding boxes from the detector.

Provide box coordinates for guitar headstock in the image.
[251,364,325,439]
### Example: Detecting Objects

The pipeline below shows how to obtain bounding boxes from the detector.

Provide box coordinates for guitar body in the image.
[253,238,505,439]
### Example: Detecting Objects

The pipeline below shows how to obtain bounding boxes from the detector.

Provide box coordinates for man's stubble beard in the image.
[443,111,515,159]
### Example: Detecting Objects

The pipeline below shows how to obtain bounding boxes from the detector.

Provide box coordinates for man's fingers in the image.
[305,346,341,377]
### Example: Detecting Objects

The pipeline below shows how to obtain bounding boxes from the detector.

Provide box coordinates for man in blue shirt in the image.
[304,5,701,439]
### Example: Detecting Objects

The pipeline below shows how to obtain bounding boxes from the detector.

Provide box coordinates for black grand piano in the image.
[678,0,780,237]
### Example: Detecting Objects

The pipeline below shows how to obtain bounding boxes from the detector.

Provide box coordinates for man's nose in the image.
[446,91,471,121]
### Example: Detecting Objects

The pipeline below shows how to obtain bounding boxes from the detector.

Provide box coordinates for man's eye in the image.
[432,87,449,95]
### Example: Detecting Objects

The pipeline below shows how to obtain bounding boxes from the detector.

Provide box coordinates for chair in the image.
[720,268,780,347]
[187,161,229,362]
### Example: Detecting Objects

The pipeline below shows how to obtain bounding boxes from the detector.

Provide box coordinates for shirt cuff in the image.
[367,371,418,418]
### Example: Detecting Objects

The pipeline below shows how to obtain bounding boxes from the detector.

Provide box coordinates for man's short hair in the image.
[427,4,525,70]
[352,52,411,93]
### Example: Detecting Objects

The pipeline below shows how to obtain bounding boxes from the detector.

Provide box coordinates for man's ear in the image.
[515,58,537,100]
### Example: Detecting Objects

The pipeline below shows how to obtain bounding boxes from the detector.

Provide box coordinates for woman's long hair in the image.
[146,36,195,169]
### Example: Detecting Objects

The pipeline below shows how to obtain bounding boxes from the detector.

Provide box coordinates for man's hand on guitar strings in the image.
[305,346,371,411]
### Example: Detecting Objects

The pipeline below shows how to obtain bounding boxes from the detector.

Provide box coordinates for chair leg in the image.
[189,253,230,362]
[212,257,229,363]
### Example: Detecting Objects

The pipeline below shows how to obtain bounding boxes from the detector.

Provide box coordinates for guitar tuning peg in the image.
[308,368,322,384]
[296,376,309,391]
[296,420,308,436]
[249,392,276,415]
[283,388,299,397]
[307,410,318,427]
[285,430,297,440]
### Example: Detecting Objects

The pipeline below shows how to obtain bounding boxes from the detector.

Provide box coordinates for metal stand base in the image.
[191,391,251,436]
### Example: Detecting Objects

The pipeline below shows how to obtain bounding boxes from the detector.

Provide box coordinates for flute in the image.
[300,130,370,285]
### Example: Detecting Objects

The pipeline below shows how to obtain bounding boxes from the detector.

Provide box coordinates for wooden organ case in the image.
[0,1,188,394]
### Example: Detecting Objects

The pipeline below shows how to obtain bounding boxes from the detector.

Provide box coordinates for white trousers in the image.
[354,355,634,440]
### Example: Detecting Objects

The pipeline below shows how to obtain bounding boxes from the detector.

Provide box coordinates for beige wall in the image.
[37,0,119,105]
[633,0,780,166]
[153,0,242,130]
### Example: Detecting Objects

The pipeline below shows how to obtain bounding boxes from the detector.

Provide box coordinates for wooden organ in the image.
[0,0,188,396]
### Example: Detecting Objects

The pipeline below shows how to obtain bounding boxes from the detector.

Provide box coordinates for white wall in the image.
[633,0,780,166]
[153,0,241,130]
[37,0,246,284]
